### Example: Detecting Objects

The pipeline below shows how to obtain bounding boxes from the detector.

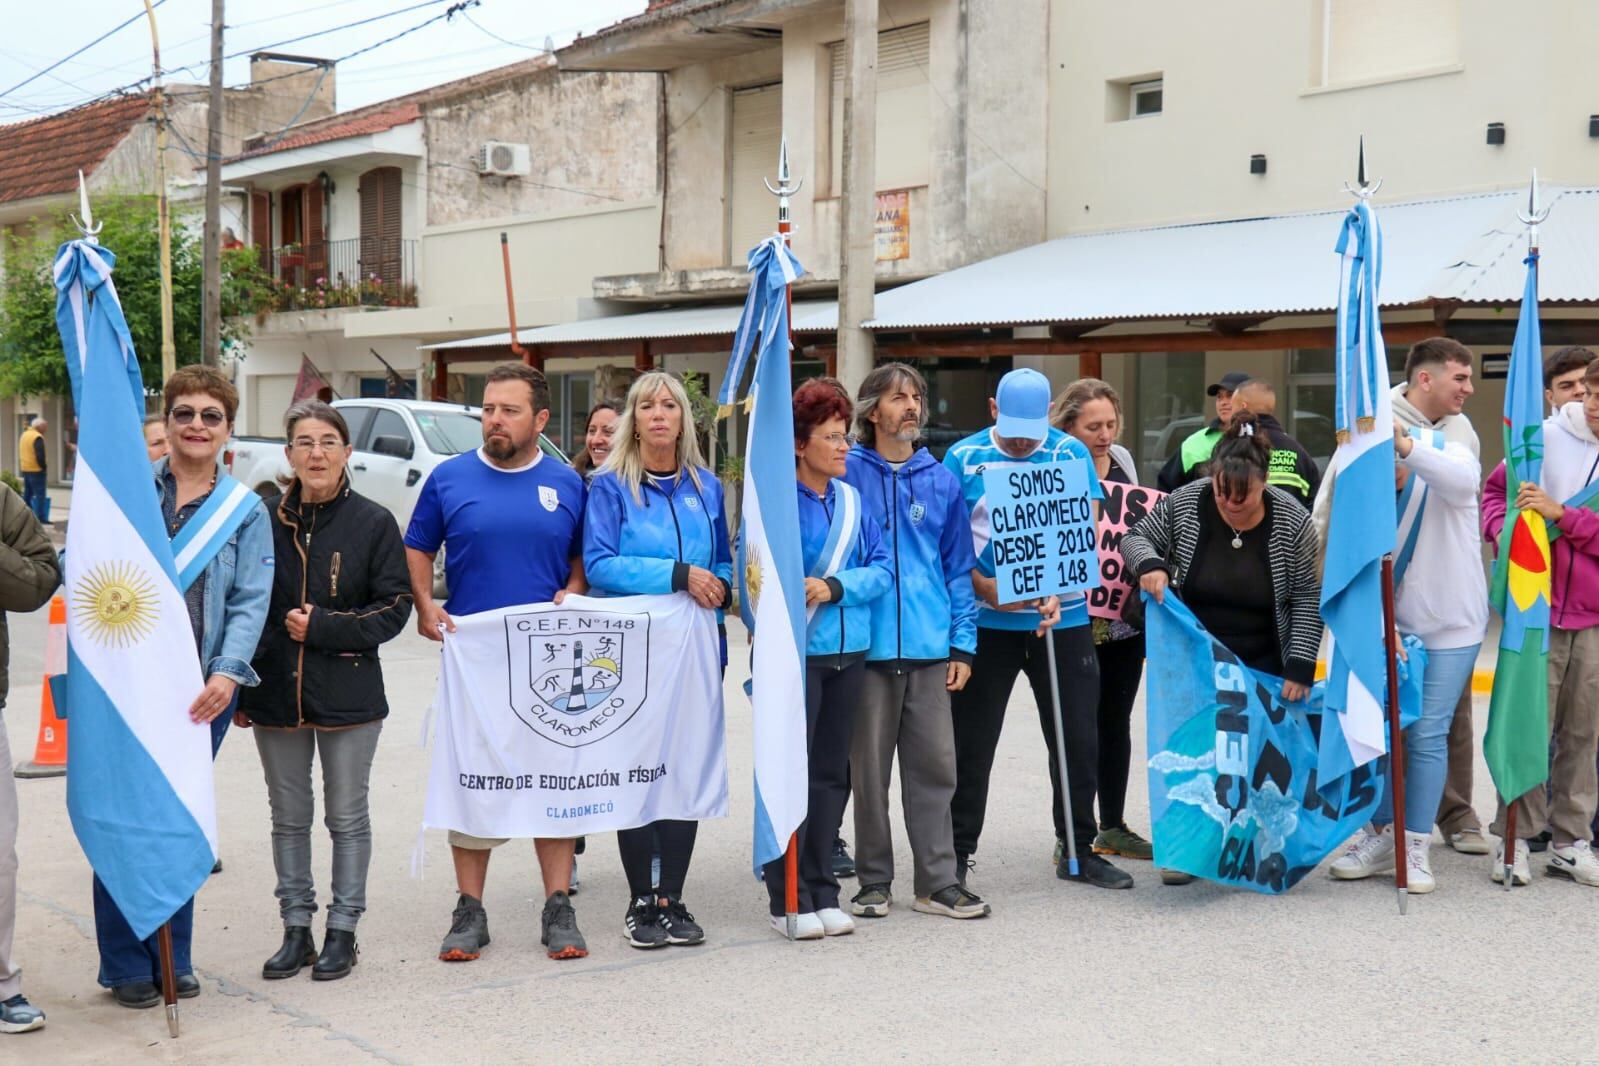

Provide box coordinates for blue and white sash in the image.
[1393,427,1444,586]
[805,479,861,633]
[170,474,258,591]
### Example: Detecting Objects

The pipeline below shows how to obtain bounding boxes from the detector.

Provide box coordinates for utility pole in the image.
[142,0,176,383]
[202,0,224,366]
[836,0,878,396]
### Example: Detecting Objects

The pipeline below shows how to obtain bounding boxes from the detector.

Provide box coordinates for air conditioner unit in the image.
[477,141,531,177]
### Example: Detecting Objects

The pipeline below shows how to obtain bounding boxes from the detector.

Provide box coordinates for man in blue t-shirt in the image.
[942,368,1132,891]
[404,363,590,964]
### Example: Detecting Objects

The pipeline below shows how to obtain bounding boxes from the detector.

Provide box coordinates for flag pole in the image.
[1380,556,1409,913]
[766,137,804,939]
[1501,170,1550,890]
[158,922,180,1036]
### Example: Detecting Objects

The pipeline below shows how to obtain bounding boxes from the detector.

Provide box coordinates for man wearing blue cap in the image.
[942,368,1133,890]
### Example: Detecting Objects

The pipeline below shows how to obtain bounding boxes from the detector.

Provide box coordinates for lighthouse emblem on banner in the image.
[506,610,650,748]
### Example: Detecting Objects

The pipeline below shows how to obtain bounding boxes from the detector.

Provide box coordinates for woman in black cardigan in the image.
[238,401,413,981]
[1120,414,1323,696]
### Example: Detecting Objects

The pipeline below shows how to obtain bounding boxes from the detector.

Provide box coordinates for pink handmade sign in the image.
[1088,482,1165,621]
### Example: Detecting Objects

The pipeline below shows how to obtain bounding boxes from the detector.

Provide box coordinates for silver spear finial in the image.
[1518,169,1551,253]
[763,136,803,228]
[1343,135,1382,201]
[70,170,102,244]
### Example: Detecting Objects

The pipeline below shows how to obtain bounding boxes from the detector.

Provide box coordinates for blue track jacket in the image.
[798,478,892,661]
[583,467,733,604]
[844,445,978,669]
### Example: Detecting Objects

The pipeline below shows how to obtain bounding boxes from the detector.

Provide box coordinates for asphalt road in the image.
[5,601,1594,1064]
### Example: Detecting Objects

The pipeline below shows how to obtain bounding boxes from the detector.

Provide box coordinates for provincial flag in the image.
[1484,253,1552,805]
[54,240,217,940]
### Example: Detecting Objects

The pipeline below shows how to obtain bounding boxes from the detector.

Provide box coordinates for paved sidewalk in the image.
[5,606,1592,1064]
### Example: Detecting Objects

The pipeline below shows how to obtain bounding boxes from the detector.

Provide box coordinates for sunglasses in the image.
[169,405,226,428]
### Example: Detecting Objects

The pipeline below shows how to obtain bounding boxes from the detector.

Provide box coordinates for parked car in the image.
[230,398,567,593]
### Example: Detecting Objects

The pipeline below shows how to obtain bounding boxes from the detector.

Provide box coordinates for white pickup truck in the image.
[229,398,567,590]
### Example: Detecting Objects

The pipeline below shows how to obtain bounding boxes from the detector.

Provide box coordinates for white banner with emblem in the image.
[423,594,728,839]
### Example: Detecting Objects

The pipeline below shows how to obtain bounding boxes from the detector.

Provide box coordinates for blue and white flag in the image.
[1319,199,1397,775]
[55,240,216,940]
[1145,592,1424,894]
[729,237,809,873]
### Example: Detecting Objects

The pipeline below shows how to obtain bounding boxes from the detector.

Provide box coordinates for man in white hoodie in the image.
[1331,338,1489,891]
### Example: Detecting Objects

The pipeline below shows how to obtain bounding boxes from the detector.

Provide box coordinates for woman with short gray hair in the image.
[239,400,413,981]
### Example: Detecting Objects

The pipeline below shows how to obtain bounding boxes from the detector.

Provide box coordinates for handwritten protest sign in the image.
[1089,482,1166,621]
[982,459,1097,606]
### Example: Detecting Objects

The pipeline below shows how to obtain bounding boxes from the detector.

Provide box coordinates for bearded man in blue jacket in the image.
[842,364,990,921]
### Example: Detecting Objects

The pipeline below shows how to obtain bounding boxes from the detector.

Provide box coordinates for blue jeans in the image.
[1375,644,1480,832]
[94,708,231,988]
[21,472,46,522]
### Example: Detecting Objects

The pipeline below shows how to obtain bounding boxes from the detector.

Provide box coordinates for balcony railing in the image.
[263,237,418,311]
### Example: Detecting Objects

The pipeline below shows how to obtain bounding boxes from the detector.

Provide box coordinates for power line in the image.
[0,0,167,102]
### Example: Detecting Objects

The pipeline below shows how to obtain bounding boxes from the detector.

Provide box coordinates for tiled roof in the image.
[0,94,152,205]
[231,102,421,162]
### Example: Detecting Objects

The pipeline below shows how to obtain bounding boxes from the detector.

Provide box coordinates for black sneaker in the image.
[623,895,668,949]
[541,892,588,960]
[438,893,490,961]
[656,895,705,946]
[831,837,855,879]
[912,884,990,919]
[1059,851,1134,890]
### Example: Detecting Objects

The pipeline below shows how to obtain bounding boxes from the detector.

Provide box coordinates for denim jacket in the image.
[154,457,274,686]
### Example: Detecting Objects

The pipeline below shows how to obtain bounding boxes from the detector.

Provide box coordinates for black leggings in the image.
[616,821,697,899]
[1094,634,1145,830]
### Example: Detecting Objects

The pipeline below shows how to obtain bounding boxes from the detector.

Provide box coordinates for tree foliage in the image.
[0,196,258,398]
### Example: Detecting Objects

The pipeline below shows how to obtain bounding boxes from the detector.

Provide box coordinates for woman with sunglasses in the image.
[764,379,892,939]
[93,365,273,1009]
[239,401,412,981]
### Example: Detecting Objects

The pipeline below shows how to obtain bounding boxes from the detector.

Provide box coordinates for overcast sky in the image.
[0,0,646,123]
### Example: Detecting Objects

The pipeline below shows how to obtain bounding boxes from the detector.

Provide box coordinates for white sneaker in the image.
[1491,838,1532,886]
[1547,839,1599,886]
[1403,830,1435,894]
[816,908,855,936]
[1448,827,1491,855]
[769,913,824,940]
[1330,826,1395,880]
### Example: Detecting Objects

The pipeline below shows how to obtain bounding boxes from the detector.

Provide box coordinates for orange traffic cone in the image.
[14,595,67,779]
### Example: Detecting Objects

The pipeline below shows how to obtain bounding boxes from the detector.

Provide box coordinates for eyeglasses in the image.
[290,436,345,455]
[169,405,226,428]
[813,433,857,447]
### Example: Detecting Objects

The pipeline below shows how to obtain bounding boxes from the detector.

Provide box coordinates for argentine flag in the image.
[1318,199,1397,775]
[729,237,809,873]
[55,240,217,940]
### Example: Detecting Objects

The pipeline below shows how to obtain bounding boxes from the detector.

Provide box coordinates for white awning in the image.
[866,186,1599,330]
[422,300,838,351]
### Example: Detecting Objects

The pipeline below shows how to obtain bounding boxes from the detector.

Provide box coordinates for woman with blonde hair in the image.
[584,371,732,948]
[1052,378,1152,862]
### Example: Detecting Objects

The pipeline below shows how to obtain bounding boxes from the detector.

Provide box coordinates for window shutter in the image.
[829,23,931,193]
[305,183,326,279]
[359,166,403,287]
[250,190,270,267]
[729,84,783,262]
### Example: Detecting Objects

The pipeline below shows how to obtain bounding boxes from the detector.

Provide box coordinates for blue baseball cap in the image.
[994,368,1052,440]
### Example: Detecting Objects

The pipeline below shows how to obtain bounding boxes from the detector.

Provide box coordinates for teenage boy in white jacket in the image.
[1330,338,1488,891]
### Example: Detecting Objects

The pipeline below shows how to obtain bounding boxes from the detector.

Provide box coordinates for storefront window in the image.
[1134,353,1207,482]
[1288,347,1404,473]
[919,357,1013,457]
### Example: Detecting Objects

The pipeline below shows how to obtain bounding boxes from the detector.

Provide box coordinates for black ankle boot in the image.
[312,929,358,981]
[262,926,317,979]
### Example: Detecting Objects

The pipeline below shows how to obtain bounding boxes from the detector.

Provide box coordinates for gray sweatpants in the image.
[850,664,960,898]
[254,722,383,932]
[0,711,21,999]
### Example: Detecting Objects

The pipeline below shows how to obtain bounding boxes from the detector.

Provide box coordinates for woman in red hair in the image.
[762,379,891,939]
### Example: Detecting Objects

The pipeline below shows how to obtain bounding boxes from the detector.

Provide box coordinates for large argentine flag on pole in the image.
[1318,200,1397,773]
[727,237,809,873]
[54,240,217,940]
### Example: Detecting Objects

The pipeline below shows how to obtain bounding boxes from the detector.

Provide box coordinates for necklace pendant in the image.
[1231,534,1243,549]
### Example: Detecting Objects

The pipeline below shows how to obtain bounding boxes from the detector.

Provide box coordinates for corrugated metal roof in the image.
[866,187,1599,330]
[421,300,838,351]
